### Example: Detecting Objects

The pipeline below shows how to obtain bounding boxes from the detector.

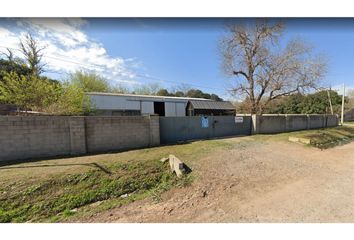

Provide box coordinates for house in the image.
[86,92,211,117]
[186,100,235,116]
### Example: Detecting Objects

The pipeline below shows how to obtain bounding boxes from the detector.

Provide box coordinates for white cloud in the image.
[0,18,139,85]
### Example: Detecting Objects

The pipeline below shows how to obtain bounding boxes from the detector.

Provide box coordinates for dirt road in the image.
[81,138,354,223]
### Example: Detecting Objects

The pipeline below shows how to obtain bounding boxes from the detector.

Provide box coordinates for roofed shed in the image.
[186,100,235,116]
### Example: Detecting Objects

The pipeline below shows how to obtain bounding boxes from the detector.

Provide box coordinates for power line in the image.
[0,44,227,92]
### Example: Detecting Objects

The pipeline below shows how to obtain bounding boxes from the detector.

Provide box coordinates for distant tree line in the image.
[155,88,223,101]
[236,90,347,115]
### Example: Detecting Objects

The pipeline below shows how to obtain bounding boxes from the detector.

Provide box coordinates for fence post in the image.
[306,114,310,130]
[251,114,259,135]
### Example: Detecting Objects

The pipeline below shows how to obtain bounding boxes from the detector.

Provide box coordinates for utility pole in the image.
[327,89,333,115]
[341,84,345,125]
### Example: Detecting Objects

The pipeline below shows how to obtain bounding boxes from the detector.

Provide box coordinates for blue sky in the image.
[0,18,353,99]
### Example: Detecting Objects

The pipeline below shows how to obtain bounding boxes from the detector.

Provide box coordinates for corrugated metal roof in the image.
[86,92,210,101]
[189,100,235,110]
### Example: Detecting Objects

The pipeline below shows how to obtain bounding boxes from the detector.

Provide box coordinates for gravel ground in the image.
[79,138,354,223]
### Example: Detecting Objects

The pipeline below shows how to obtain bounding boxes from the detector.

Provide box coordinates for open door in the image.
[154,102,165,116]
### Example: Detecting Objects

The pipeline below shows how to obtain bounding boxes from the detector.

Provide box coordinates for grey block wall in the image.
[344,109,354,122]
[253,114,339,134]
[0,116,71,162]
[0,115,160,162]
[0,114,339,162]
[69,117,87,155]
[85,115,159,153]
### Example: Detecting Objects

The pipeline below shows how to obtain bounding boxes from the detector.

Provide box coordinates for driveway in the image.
[80,138,354,223]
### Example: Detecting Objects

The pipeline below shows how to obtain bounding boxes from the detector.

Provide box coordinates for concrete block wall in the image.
[344,109,354,122]
[253,114,339,134]
[286,115,308,131]
[0,115,160,162]
[0,116,71,162]
[85,115,159,153]
[0,114,338,162]
[69,117,87,155]
[149,115,160,147]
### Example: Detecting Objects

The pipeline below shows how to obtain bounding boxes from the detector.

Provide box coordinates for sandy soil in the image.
[79,138,354,223]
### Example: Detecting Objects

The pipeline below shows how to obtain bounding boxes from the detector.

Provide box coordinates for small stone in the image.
[90,201,102,207]
[120,193,129,198]
[70,208,78,213]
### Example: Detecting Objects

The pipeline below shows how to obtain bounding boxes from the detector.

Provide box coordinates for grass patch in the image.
[286,126,354,149]
[0,159,187,223]
[0,139,230,223]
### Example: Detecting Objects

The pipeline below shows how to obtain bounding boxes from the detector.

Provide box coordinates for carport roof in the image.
[188,100,235,110]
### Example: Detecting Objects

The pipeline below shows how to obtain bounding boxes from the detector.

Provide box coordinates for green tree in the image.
[0,72,57,112]
[132,83,161,95]
[44,82,93,115]
[210,94,223,101]
[262,90,343,114]
[156,88,171,96]
[110,84,129,94]
[0,58,31,79]
[174,91,185,97]
[185,89,223,101]
[69,70,110,93]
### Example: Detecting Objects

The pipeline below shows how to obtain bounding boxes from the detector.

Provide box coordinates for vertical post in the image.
[327,90,333,115]
[251,114,259,135]
[341,84,345,125]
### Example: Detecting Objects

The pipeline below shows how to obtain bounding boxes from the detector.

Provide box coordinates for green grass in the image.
[303,126,354,149]
[0,139,231,223]
[345,122,354,125]
[250,126,354,149]
[268,126,354,149]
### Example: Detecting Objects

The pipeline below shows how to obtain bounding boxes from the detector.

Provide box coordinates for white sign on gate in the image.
[235,116,243,123]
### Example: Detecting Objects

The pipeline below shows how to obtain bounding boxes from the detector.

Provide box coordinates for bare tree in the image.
[20,33,46,76]
[2,48,14,61]
[220,19,327,114]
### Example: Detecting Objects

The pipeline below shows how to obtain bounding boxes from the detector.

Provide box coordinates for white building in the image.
[86,92,210,117]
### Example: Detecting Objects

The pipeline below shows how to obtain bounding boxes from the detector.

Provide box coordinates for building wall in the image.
[88,94,189,117]
[0,115,160,162]
[141,102,154,115]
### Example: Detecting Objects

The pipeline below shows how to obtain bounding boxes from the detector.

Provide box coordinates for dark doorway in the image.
[154,102,165,116]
